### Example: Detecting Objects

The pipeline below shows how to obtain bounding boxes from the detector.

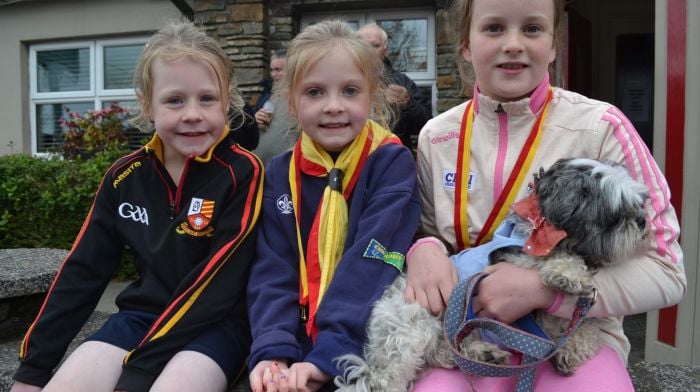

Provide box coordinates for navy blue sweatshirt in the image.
[247,142,421,377]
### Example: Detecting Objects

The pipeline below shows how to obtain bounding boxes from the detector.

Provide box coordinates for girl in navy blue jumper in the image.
[247,20,421,392]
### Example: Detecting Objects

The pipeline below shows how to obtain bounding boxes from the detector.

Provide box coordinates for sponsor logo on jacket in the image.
[443,169,475,191]
[430,131,459,144]
[113,161,142,188]
[119,202,149,225]
[176,198,215,237]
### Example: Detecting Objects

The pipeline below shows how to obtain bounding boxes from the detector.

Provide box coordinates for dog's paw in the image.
[550,322,599,376]
[551,351,584,376]
[466,341,510,364]
[539,257,595,295]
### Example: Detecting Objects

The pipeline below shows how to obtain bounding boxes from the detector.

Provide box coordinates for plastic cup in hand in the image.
[262,100,275,114]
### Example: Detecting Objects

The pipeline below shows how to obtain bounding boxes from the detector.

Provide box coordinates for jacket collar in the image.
[473,74,551,117]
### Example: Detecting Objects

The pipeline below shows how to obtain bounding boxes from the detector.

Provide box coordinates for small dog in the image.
[335,158,650,392]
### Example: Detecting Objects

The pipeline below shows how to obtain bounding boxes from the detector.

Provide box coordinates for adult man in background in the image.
[253,50,298,164]
[359,23,432,151]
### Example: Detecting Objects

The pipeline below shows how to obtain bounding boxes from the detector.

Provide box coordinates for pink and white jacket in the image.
[416,77,686,361]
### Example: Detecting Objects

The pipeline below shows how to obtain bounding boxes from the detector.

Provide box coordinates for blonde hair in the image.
[132,19,243,130]
[453,0,565,95]
[281,19,392,129]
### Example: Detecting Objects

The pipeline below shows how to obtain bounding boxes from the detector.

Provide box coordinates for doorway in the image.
[566,0,655,150]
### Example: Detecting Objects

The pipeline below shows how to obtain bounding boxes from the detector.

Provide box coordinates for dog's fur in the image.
[335,158,650,392]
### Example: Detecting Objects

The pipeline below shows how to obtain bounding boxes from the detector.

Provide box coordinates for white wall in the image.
[0,0,182,155]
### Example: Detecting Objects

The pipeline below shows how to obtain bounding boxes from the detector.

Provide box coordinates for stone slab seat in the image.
[0,248,67,299]
[0,248,67,341]
[0,311,111,392]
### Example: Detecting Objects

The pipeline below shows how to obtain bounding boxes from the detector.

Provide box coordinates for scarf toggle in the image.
[511,191,567,257]
[328,168,343,192]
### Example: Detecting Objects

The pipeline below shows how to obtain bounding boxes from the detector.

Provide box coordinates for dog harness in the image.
[444,272,597,392]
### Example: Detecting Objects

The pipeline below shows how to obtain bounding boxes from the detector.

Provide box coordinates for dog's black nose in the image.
[635,216,646,229]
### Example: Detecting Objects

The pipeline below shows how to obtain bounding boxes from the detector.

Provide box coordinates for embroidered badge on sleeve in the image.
[363,239,404,271]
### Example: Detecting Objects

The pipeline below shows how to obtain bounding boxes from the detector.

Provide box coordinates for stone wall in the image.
[193,0,467,111]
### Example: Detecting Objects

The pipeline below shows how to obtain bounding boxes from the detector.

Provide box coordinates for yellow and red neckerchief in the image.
[288,120,400,339]
[454,87,553,251]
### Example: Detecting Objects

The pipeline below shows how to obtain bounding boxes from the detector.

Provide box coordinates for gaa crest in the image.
[176,197,216,237]
[187,198,214,230]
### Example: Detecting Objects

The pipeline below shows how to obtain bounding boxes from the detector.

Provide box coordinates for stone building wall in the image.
[193,0,467,111]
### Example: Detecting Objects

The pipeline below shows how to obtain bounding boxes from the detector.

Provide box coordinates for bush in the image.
[0,150,135,279]
[57,103,130,159]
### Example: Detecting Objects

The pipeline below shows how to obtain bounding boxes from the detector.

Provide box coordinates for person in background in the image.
[359,23,432,151]
[10,19,263,392]
[404,0,686,390]
[229,101,260,151]
[253,50,298,164]
[247,20,420,391]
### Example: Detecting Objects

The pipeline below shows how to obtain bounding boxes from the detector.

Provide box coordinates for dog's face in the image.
[535,158,649,268]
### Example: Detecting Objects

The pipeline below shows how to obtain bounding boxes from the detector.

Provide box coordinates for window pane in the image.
[345,20,360,30]
[104,44,144,90]
[376,18,428,73]
[36,102,93,152]
[102,100,147,150]
[37,48,90,93]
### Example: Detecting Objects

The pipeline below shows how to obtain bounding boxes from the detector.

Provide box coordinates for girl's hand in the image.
[250,359,289,392]
[286,362,331,392]
[9,381,42,392]
[472,263,557,323]
[255,109,272,127]
[404,242,457,315]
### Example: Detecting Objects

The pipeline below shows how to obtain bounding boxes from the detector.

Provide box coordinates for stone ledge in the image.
[0,311,111,392]
[0,248,67,298]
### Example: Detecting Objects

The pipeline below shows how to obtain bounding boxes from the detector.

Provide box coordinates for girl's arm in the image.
[14,164,124,387]
[475,106,687,322]
[247,158,307,371]
[550,107,686,319]
[118,149,264,389]
[404,124,458,315]
[305,145,422,378]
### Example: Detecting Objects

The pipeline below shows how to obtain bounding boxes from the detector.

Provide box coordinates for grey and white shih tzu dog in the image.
[335,158,650,392]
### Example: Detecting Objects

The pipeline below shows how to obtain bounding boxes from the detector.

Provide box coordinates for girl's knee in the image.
[44,341,125,392]
[152,351,227,392]
[534,346,634,391]
[411,368,470,391]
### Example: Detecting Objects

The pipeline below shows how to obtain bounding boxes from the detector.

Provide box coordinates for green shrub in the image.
[57,103,129,159]
[0,150,135,279]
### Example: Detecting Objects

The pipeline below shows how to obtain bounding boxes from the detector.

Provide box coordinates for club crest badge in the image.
[187,198,214,230]
[177,198,216,237]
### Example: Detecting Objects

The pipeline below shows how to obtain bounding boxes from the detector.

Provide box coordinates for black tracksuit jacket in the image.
[14,132,263,390]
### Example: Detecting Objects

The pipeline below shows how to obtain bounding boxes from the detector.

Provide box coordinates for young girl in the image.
[11,20,263,392]
[405,0,686,390]
[247,20,421,392]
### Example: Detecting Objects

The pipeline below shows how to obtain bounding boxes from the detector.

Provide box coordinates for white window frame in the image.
[301,8,436,82]
[29,37,148,155]
[302,9,437,114]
